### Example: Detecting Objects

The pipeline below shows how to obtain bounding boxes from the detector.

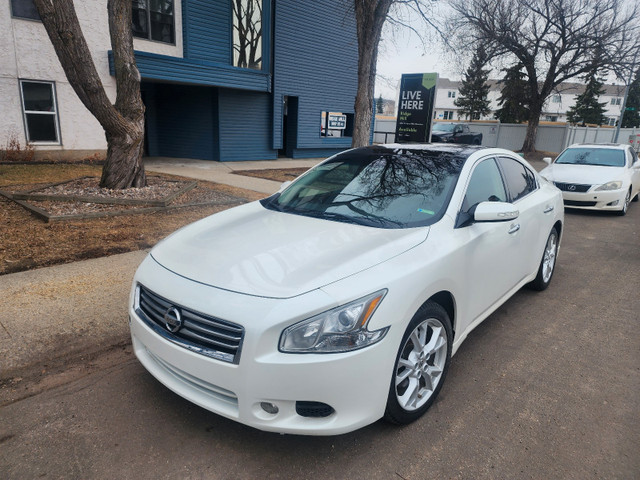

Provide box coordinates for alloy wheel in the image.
[542,231,558,283]
[394,318,448,411]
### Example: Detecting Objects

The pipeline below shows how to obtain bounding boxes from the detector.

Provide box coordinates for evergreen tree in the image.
[376,95,385,114]
[494,63,530,123]
[621,67,640,128]
[454,46,491,120]
[566,67,608,126]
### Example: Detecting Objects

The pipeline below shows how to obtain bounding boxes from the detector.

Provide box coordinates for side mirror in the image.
[279,180,292,192]
[543,157,552,165]
[474,202,519,222]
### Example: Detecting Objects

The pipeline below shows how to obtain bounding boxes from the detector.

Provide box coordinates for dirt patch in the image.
[0,164,264,275]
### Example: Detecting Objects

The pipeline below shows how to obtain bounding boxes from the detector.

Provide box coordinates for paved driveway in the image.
[1,204,639,479]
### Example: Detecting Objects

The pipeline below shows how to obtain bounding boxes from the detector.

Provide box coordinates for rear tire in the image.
[384,302,452,425]
[528,227,559,291]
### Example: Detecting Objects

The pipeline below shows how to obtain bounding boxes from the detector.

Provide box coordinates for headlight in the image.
[596,181,622,191]
[279,290,388,353]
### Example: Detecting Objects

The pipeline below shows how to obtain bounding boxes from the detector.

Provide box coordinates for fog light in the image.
[608,200,619,206]
[260,402,279,414]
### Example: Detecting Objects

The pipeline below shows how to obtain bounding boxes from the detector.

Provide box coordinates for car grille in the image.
[554,182,591,192]
[564,200,597,207]
[136,285,244,364]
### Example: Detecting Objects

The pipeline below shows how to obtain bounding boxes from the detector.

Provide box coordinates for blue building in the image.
[3,0,360,161]
[121,0,360,161]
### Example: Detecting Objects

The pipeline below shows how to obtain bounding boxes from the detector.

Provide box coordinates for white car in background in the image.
[129,145,564,435]
[540,143,640,215]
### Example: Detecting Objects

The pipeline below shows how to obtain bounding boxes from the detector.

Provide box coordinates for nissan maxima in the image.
[129,145,564,435]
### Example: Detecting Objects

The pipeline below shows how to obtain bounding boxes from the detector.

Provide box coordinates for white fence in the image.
[373,119,640,154]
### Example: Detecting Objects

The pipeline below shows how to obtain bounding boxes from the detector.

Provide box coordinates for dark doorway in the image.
[280,96,298,157]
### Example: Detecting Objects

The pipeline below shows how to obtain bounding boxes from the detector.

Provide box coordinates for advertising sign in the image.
[394,73,438,143]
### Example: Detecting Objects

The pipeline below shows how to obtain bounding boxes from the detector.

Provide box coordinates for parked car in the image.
[430,123,483,145]
[539,143,640,215]
[129,144,564,435]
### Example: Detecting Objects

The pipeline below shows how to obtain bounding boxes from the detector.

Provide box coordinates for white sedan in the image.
[539,143,640,215]
[129,145,564,435]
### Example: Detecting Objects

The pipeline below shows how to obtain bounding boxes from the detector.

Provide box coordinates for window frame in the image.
[19,79,62,145]
[132,0,176,45]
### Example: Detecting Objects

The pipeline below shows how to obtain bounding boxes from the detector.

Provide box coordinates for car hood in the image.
[151,202,429,299]
[541,164,625,185]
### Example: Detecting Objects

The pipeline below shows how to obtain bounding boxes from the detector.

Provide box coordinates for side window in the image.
[630,148,639,165]
[497,157,537,202]
[463,125,470,133]
[461,158,507,212]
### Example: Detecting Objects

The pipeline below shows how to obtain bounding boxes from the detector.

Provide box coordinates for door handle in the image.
[544,205,554,214]
[508,223,520,234]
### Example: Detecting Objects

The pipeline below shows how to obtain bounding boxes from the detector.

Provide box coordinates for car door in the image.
[496,156,549,280]
[453,157,524,330]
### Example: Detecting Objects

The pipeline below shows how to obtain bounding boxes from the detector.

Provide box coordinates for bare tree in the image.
[351,0,442,148]
[449,0,640,152]
[33,0,145,189]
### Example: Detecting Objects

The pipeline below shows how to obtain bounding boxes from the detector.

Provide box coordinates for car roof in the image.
[567,143,628,150]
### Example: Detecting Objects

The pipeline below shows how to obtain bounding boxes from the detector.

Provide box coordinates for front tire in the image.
[528,227,558,291]
[616,190,631,216]
[384,302,452,425]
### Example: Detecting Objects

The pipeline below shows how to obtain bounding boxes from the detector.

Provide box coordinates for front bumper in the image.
[129,256,395,435]
[561,189,627,211]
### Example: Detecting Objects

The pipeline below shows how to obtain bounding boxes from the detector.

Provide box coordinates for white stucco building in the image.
[1,0,184,159]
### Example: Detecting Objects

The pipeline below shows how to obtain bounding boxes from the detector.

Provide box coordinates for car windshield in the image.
[433,124,455,133]
[555,148,625,167]
[261,147,465,229]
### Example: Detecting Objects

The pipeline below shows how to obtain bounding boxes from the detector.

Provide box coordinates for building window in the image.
[19,80,60,144]
[320,111,353,137]
[545,115,558,122]
[443,111,454,120]
[132,0,175,44]
[551,94,561,103]
[10,0,40,20]
[232,0,263,70]
[448,91,456,98]
[611,97,621,106]
[608,118,617,126]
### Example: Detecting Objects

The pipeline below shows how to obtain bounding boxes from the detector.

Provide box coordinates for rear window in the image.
[555,148,625,167]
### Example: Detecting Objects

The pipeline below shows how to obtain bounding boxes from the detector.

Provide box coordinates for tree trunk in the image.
[33,0,146,189]
[522,103,542,152]
[352,0,393,148]
[101,122,146,188]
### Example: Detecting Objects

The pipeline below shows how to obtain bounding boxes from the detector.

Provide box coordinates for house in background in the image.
[1,0,360,161]
[432,77,626,125]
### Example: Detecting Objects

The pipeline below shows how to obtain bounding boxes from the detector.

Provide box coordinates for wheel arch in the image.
[423,291,456,339]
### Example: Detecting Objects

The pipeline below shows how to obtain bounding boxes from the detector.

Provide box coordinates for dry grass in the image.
[0,164,264,275]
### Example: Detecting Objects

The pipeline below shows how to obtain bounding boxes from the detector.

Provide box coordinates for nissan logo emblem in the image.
[164,306,183,333]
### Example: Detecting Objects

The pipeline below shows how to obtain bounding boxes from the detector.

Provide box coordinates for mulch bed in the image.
[1,175,245,222]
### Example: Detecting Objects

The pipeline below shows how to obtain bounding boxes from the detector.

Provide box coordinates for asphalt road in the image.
[1,204,639,480]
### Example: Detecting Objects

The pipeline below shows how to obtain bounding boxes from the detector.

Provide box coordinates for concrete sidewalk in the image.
[145,156,323,194]
[1,156,322,380]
